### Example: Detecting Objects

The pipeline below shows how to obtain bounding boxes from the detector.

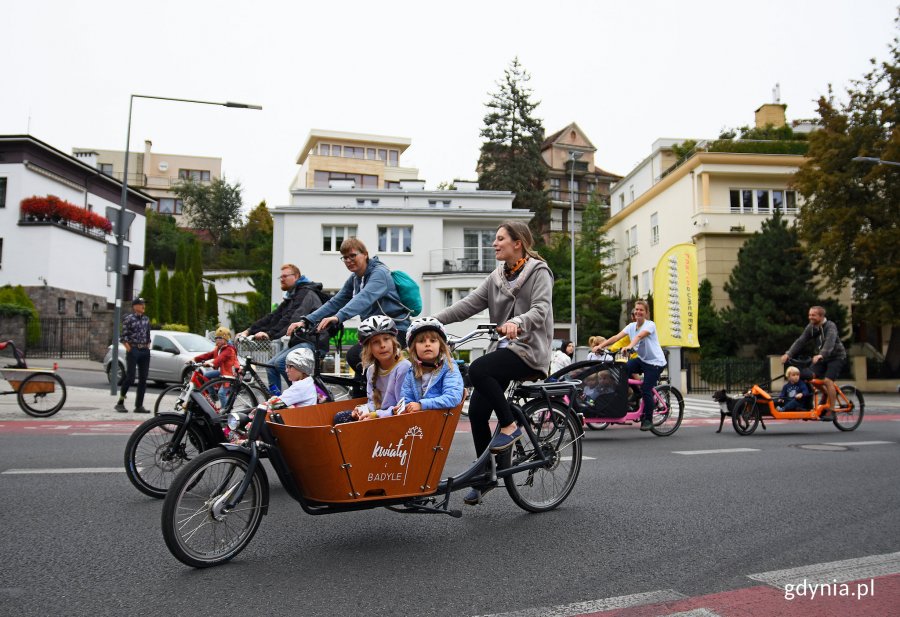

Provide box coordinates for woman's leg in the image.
[467,349,531,456]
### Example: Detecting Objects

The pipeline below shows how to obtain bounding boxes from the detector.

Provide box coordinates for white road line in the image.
[475,589,687,617]
[673,448,760,455]
[823,441,894,446]
[2,467,123,475]
[748,551,900,588]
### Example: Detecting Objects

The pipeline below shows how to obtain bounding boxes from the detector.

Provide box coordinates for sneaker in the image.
[775,406,783,412]
[639,419,653,431]
[488,428,523,453]
[114,401,128,413]
[463,483,496,506]
[133,406,150,414]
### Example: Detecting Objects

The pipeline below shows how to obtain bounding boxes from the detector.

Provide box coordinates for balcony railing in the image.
[427,248,498,274]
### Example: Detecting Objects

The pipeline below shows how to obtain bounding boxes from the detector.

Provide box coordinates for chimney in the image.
[454,180,479,192]
[755,103,787,129]
[399,179,426,191]
[73,150,98,169]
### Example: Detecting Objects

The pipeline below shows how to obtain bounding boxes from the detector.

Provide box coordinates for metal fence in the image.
[28,317,93,359]
[685,358,769,394]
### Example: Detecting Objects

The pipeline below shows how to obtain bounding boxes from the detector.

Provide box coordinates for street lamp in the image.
[110,94,262,394]
[852,156,900,167]
[568,150,583,345]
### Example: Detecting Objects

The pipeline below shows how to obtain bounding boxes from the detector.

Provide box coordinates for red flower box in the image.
[20,195,114,233]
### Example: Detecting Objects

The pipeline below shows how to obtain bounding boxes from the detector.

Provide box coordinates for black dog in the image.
[712,389,741,433]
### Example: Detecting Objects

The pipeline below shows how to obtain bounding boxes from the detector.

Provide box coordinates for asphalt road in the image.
[1,413,898,616]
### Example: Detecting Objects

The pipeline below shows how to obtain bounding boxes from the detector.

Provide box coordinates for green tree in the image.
[697,279,734,358]
[793,15,900,371]
[175,240,188,274]
[227,270,272,332]
[477,58,550,238]
[175,176,244,246]
[205,282,219,330]
[157,265,172,324]
[170,271,187,326]
[0,285,40,345]
[190,242,203,285]
[721,212,822,355]
[185,274,197,332]
[144,209,195,268]
[194,281,206,333]
[139,263,157,324]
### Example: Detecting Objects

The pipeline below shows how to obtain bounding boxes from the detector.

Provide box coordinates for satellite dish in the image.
[158,161,169,172]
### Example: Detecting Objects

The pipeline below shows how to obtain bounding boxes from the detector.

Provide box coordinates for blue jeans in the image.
[624,358,664,421]
[267,342,314,395]
[201,369,229,407]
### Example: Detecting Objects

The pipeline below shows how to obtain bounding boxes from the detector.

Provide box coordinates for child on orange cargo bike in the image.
[396,317,464,413]
[333,315,411,424]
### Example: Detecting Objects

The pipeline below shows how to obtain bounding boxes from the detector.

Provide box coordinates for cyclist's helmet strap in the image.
[357,315,398,345]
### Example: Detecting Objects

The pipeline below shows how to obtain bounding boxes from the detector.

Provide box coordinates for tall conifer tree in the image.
[157,265,172,324]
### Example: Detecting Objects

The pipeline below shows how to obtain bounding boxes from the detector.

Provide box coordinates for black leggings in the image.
[467,348,533,456]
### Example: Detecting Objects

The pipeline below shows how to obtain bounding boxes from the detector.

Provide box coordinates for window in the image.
[785,190,797,212]
[322,225,357,252]
[75,300,84,316]
[587,182,596,197]
[385,181,401,190]
[464,229,495,271]
[550,178,561,200]
[642,270,650,295]
[178,169,211,182]
[331,145,342,157]
[650,212,659,245]
[772,190,784,212]
[99,163,114,176]
[367,148,376,160]
[627,225,638,256]
[428,200,452,208]
[388,150,399,167]
[356,198,379,207]
[442,289,453,307]
[631,275,639,296]
[618,193,625,212]
[378,226,413,253]
[0,177,5,208]
[756,190,770,213]
[344,146,365,159]
[378,149,387,162]
[729,188,798,214]
[156,198,183,215]
[319,144,330,156]
[629,185,634,203]
[57,298,66,314]
[569,178,579,200]
[313,171,377,188]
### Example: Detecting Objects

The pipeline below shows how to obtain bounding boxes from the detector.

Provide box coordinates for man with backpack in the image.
[237,263,327,395]
[289,238,417,376]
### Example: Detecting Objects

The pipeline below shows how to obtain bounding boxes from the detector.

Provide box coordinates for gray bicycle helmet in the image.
[285,347,315,376]
[406,316,447,343]
[357,315,397,344]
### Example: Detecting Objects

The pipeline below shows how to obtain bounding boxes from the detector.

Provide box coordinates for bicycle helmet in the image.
[406,316,447,343]
[357,315,397,345]
[285,347,315,376]
[214,326,231,340]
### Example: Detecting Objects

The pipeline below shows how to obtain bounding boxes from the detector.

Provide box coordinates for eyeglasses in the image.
[340,253,360,262]
[279,273,296,280]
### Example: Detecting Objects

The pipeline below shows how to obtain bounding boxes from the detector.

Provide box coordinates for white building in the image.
[0,135,151,313]
[270,179,530,349]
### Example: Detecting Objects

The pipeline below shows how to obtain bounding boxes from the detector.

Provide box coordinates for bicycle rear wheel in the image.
[650,385,683,436]
[124,414,206,498]
[833,385,864,431]
[198,378,260,414]
[161,448,266,568]
[502,399,583,513]
[154,385,187,417]
[17,373,67,417]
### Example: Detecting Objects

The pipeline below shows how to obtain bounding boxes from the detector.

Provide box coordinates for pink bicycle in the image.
[549,353,684,436]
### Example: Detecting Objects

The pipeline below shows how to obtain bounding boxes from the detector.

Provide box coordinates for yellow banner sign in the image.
[653,243,699,348]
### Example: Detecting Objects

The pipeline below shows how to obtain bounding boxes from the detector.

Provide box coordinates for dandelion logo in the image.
[402,426,424,485]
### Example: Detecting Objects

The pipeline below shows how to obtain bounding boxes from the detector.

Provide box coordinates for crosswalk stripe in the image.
[748,551,900,588]
[673,448,760,455]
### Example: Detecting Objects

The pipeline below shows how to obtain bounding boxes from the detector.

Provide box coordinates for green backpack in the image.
[390,270,422,317]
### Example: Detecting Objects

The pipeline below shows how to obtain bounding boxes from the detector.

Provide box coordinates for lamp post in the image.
[568,150,583,345]
[852,156,900,168]
[110,95,262,394]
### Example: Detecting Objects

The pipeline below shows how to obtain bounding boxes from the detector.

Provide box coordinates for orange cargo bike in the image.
[732,359,864,435]
[160,325,584,568]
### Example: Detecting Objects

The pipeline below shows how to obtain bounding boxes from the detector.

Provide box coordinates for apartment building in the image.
[73,140,221,225]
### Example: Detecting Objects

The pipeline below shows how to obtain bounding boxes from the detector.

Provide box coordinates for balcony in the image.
[426,248,498,274]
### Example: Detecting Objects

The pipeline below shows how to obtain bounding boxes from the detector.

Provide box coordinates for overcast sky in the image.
[3,1,896,210]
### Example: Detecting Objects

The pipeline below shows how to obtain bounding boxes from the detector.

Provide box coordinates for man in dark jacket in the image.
[237,263,325,394]
[781,305,847,419]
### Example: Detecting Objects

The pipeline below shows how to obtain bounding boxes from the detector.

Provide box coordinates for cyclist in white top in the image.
[594,300,666,431]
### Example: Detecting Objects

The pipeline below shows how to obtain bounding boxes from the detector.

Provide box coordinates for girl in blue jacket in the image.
[398,317,464,412]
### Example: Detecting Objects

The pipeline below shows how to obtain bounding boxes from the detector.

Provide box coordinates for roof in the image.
[297,129,412,164]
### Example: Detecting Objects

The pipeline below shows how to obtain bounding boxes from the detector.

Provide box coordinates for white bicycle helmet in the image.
[285,347,315,376]
[357,315,397,344]
[407,316,447,343]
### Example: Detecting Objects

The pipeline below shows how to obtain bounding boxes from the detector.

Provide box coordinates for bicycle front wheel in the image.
[503,399,583,513]
[17,373,67,417]
[161,448,266,568]
[124,414,207,498]
[198,378,260,414]
[650,385,683,436]
[834,385,865,431]
[154,385,187,417]
[732,398,759,435]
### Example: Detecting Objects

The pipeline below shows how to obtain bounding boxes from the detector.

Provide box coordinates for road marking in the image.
[748,551,900,588]
[2,467,123,475]
[561,455,595,461]
[822,441,894,446]
[673,448,760,455]
[474,589,687,617]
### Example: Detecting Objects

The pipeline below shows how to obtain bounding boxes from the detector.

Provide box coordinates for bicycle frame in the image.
[584,376,666,424]
[746,379,856,421]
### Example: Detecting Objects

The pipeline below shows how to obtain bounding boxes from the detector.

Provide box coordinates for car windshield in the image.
[170,333,215,353]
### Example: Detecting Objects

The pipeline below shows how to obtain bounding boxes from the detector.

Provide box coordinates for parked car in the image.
[104,330,215,386]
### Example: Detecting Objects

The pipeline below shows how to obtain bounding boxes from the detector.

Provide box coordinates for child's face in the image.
[286,365,307,382]
[788,372,800,383]
[415,333,440,363]
[214,337,225,348]
[368,334,396,366]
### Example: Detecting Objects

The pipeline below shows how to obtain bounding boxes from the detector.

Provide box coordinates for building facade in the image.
[542,122,621,237]
[0,135,151,313]
[73,140,221,225]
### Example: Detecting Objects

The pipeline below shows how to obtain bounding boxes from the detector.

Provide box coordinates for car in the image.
[104,330,215,386]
